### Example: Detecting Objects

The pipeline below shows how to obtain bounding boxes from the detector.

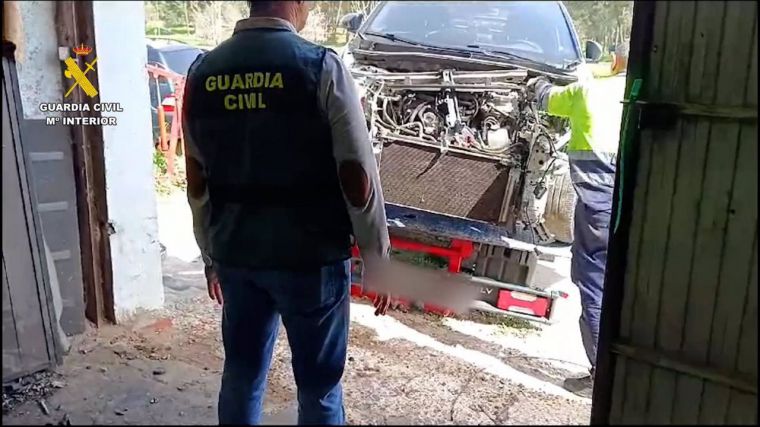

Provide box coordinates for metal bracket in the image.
[441,69,455,85]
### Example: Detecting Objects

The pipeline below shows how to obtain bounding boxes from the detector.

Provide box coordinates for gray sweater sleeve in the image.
[319,50,391,266]
[183,55,213,267]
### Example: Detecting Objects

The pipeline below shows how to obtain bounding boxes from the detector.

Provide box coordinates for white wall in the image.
[92,1,164,321]
[16,1,62,119]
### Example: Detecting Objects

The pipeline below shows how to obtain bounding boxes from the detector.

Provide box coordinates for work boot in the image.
[563,369,594,398]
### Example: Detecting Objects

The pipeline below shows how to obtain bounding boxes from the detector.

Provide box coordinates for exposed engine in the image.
[374,89,523,159]
[356,67,567,162]
[373,85,518,163]
[354,66,570,243]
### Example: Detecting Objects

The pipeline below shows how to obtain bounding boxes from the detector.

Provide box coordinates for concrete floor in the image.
[2,193,592,425]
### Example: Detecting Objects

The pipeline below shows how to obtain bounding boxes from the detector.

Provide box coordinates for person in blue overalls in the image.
[528,43,629,397]
[182,1,391,424]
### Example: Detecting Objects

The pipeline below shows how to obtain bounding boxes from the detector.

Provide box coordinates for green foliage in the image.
[145,1,197,33]
[390,249,448,270]
[563,1,634,50]
[498,317,540,333]
[153,149,168,175]
[144,1,244,47]
[464,310,540,332]
[153,150,188,195]
[144,1,381,48]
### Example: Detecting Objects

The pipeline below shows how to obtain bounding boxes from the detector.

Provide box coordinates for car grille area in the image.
[378,141,509,223]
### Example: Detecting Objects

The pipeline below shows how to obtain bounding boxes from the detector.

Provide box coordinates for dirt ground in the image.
[2,193,593,425]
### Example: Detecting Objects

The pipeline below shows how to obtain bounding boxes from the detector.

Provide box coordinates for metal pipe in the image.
[157,105,168,151]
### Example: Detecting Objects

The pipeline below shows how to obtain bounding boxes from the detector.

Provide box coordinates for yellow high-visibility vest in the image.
[546,74,627,158]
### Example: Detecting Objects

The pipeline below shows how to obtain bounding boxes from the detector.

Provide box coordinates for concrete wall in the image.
[15,1,62,119]
[92,1,164,321]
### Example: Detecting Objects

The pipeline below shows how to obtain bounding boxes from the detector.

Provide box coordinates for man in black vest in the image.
[182,1,391,424]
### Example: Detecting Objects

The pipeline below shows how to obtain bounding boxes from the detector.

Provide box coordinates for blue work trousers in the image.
[215,259,351,425]
[569,153,616,368]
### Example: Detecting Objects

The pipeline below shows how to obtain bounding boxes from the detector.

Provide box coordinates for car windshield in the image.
[160,48,203,75]
[364,1,580,68]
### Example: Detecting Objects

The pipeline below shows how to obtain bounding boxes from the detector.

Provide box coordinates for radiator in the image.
[378,141,510,223]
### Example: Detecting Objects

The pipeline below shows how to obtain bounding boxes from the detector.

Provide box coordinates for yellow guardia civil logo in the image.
[64,44,98,98]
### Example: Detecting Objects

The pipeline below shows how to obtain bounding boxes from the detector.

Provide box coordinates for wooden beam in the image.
[611,343,758,395]
[54,1,115,326]
[634,100,758,121]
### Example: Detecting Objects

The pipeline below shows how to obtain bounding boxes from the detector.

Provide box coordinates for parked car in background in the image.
[146,40,206,146]
[160,44,207,73]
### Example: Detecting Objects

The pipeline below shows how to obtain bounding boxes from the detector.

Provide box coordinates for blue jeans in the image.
[215,259,351,425]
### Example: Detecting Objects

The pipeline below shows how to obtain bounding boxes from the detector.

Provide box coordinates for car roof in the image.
[158,43,202,52]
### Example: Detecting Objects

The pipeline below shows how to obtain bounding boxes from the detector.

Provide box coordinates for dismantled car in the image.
[341,1,604,246]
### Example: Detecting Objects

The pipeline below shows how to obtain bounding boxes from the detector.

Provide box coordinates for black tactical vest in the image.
[185,28,353,269]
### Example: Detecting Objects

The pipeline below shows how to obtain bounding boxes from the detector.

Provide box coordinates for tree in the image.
[313,1,380,44]
[144,1,166,36]
[346,1,380,15]
[564,1,633,51]
[191,1,248,46]
[302,7,330,44]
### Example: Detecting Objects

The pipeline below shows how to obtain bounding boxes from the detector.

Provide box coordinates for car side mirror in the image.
[585,40,603,63]
[340,12,365,33]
